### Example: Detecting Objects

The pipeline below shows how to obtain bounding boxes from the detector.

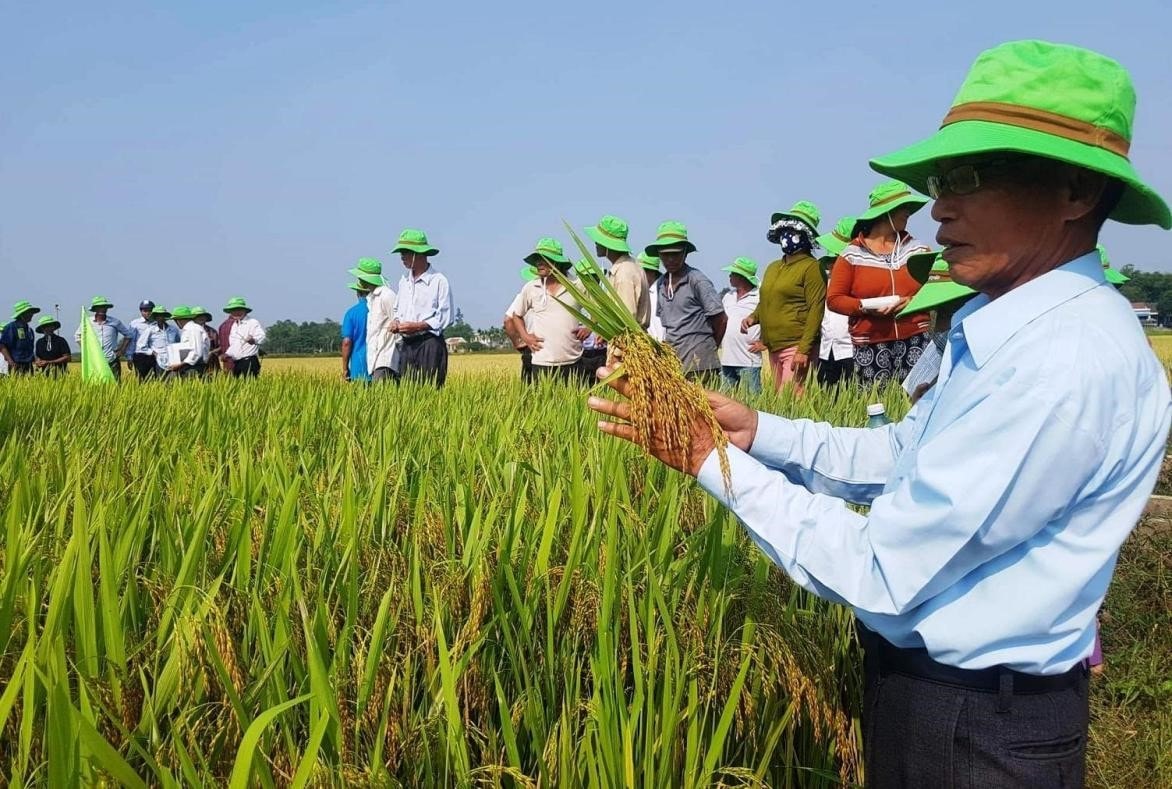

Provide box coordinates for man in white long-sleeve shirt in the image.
[167,306,210,378]
[349,257,399,382]
[390,229,453,387]
[222,297,266,378]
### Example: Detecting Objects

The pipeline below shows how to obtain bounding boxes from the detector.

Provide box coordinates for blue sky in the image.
[3,1,1170,328]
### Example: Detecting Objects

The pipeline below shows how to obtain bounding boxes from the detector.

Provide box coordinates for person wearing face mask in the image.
[827,182,933,386]
[742,201,826,393]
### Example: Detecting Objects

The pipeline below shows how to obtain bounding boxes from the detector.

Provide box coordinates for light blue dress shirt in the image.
[75,316,133,361]
[394,268,454,336]
[697,252,1171,674]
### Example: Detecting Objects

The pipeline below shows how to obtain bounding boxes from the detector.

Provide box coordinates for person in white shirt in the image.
[640,253,666,342]
[390,229,454,388]
[719,258,764,393]
[504,264,540,382]
[139,305,180,377]
[128,299,157,380]
[349,257,399,383]
[222,297,266,378]
[167,306,210,378]
[814,218,858,387]
[504,239,583,381]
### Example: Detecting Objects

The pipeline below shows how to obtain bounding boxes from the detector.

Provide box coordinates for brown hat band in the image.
[941,100,1130,158]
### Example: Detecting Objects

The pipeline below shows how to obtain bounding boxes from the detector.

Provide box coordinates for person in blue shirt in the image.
[341,281,371,382]
[0,301,40,375]
[590,41,1171,785]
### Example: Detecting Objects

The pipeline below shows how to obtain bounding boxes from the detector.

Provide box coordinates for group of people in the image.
[0,296,267,380]
[501,189,1130,397]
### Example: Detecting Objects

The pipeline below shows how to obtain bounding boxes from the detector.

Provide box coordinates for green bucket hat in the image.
[721,257,760,287]
[1097,244,1130,285]
[347,280,370,293]
[870,40,1171,229]
[906,250,945,285]
[574,257,603,278]
[898,255,977,317]
[190,306,212,320]
[171,306,193,320]
[223,297,252,314]
[585,215,632,254]
[348,257,385,287]
[645,221,697,256]
[89,296,114,311]
[638,252,661,272]
[770,201,821,233]
[815,216,858,260]
[11,300,39,321]
[35,315,60,332]
[391,229,439,257]
[520,265,539,283]
[523,237,571,266]
[856,180,929,224]
[150,305,171,317]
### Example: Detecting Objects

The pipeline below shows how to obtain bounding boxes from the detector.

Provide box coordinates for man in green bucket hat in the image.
[589,41,1172,785]
[222,297,267,378]
[341,280,373,383]
[1,301,40,375]
[390,229,454,388]
[505,237,584,381]
[639,252,666,341]
[645,221,725,382]
[718,258,764,393]
[75,297,133,381]
[33,315,72,376]
[349,257,399,383]
[585,215,650,328]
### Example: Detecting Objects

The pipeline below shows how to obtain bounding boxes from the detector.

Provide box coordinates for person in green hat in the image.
[75,297,133,381]
[1096,245,1130,285]
[190,307,223,374]
[504,264,541,382]
[138,306,180,377]
[718,258,764,393]
[825,181,934,387]
[646,222,725,382]
[168,306,211,378]
[1,301,40,375]
[573,257,609,380]
[588,41,1172,786]
[222,297,267,378]
[813,217,857,387]
[585,215,650,328]
[896,252,977,402]
[743,201,826,393]
[389,229,453,387]
[504,238,584,380]
[33,315,71,376]
[639,252,666,341]
[348,257,400,383]
[341,280,372,383]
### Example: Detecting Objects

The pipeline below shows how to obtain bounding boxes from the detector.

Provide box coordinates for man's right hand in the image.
[740,317,755,334]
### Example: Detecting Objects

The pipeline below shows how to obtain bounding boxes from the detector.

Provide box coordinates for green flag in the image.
[80,308,115,384]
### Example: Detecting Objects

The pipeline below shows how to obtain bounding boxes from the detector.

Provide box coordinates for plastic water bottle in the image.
[866,403,891,428]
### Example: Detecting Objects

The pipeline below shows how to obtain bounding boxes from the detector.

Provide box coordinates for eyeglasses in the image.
[926,158,1029,199]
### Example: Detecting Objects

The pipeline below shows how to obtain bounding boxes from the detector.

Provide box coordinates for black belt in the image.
[859,625,1085,695]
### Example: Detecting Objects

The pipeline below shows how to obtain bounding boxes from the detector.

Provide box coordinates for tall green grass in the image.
[0,374,907,786]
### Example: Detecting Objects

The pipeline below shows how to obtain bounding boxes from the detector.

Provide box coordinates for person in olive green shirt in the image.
[741,201,826,392]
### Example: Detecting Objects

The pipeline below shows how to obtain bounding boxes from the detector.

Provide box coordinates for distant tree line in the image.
[1118,266,1172,326]
[262,309,512,355]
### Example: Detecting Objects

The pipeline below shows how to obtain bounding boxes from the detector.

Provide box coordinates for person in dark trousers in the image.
[33,315,72,375]
[0,301,39,375]
[129,300,156,379]
[222,297,266,378]
[191,307,222,374]
[390,229,454,387]
[589,40,1172,787]
[75,297,133,382]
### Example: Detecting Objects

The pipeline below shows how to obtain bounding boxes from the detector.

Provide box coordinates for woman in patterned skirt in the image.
[827,181,933,386]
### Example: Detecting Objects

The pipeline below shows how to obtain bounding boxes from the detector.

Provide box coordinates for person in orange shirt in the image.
[827,181,933,386]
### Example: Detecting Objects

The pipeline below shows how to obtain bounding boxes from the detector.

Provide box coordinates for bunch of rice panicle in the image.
[552,222,731,495]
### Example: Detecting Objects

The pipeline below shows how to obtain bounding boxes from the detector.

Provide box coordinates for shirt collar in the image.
[952,251,1105,369]
[405,266,435,284]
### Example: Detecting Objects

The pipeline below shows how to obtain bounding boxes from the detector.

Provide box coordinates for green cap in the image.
[585,215,632,254]
[721,257,760,287]
[171,306,193,320]
[391,228,439,256]
[89,296,114,311]
[856,180,930,223]
[35,314,60,332]
[520,265,539,282]
[223,297,252,313]
[191,306,212,320]
[523,237,571,266]
[870,40,1170,229]
[150,305,171,317]
[645,221,697,256]
[638,251,660,272]
[898,255,977,317]
[348,257,385,287]
[815,216,858,260]
[770,201,821,233]
[1097,244,1130,285]
[347,280,369,293]
[11,300,39,321]
[574,257,603,278]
